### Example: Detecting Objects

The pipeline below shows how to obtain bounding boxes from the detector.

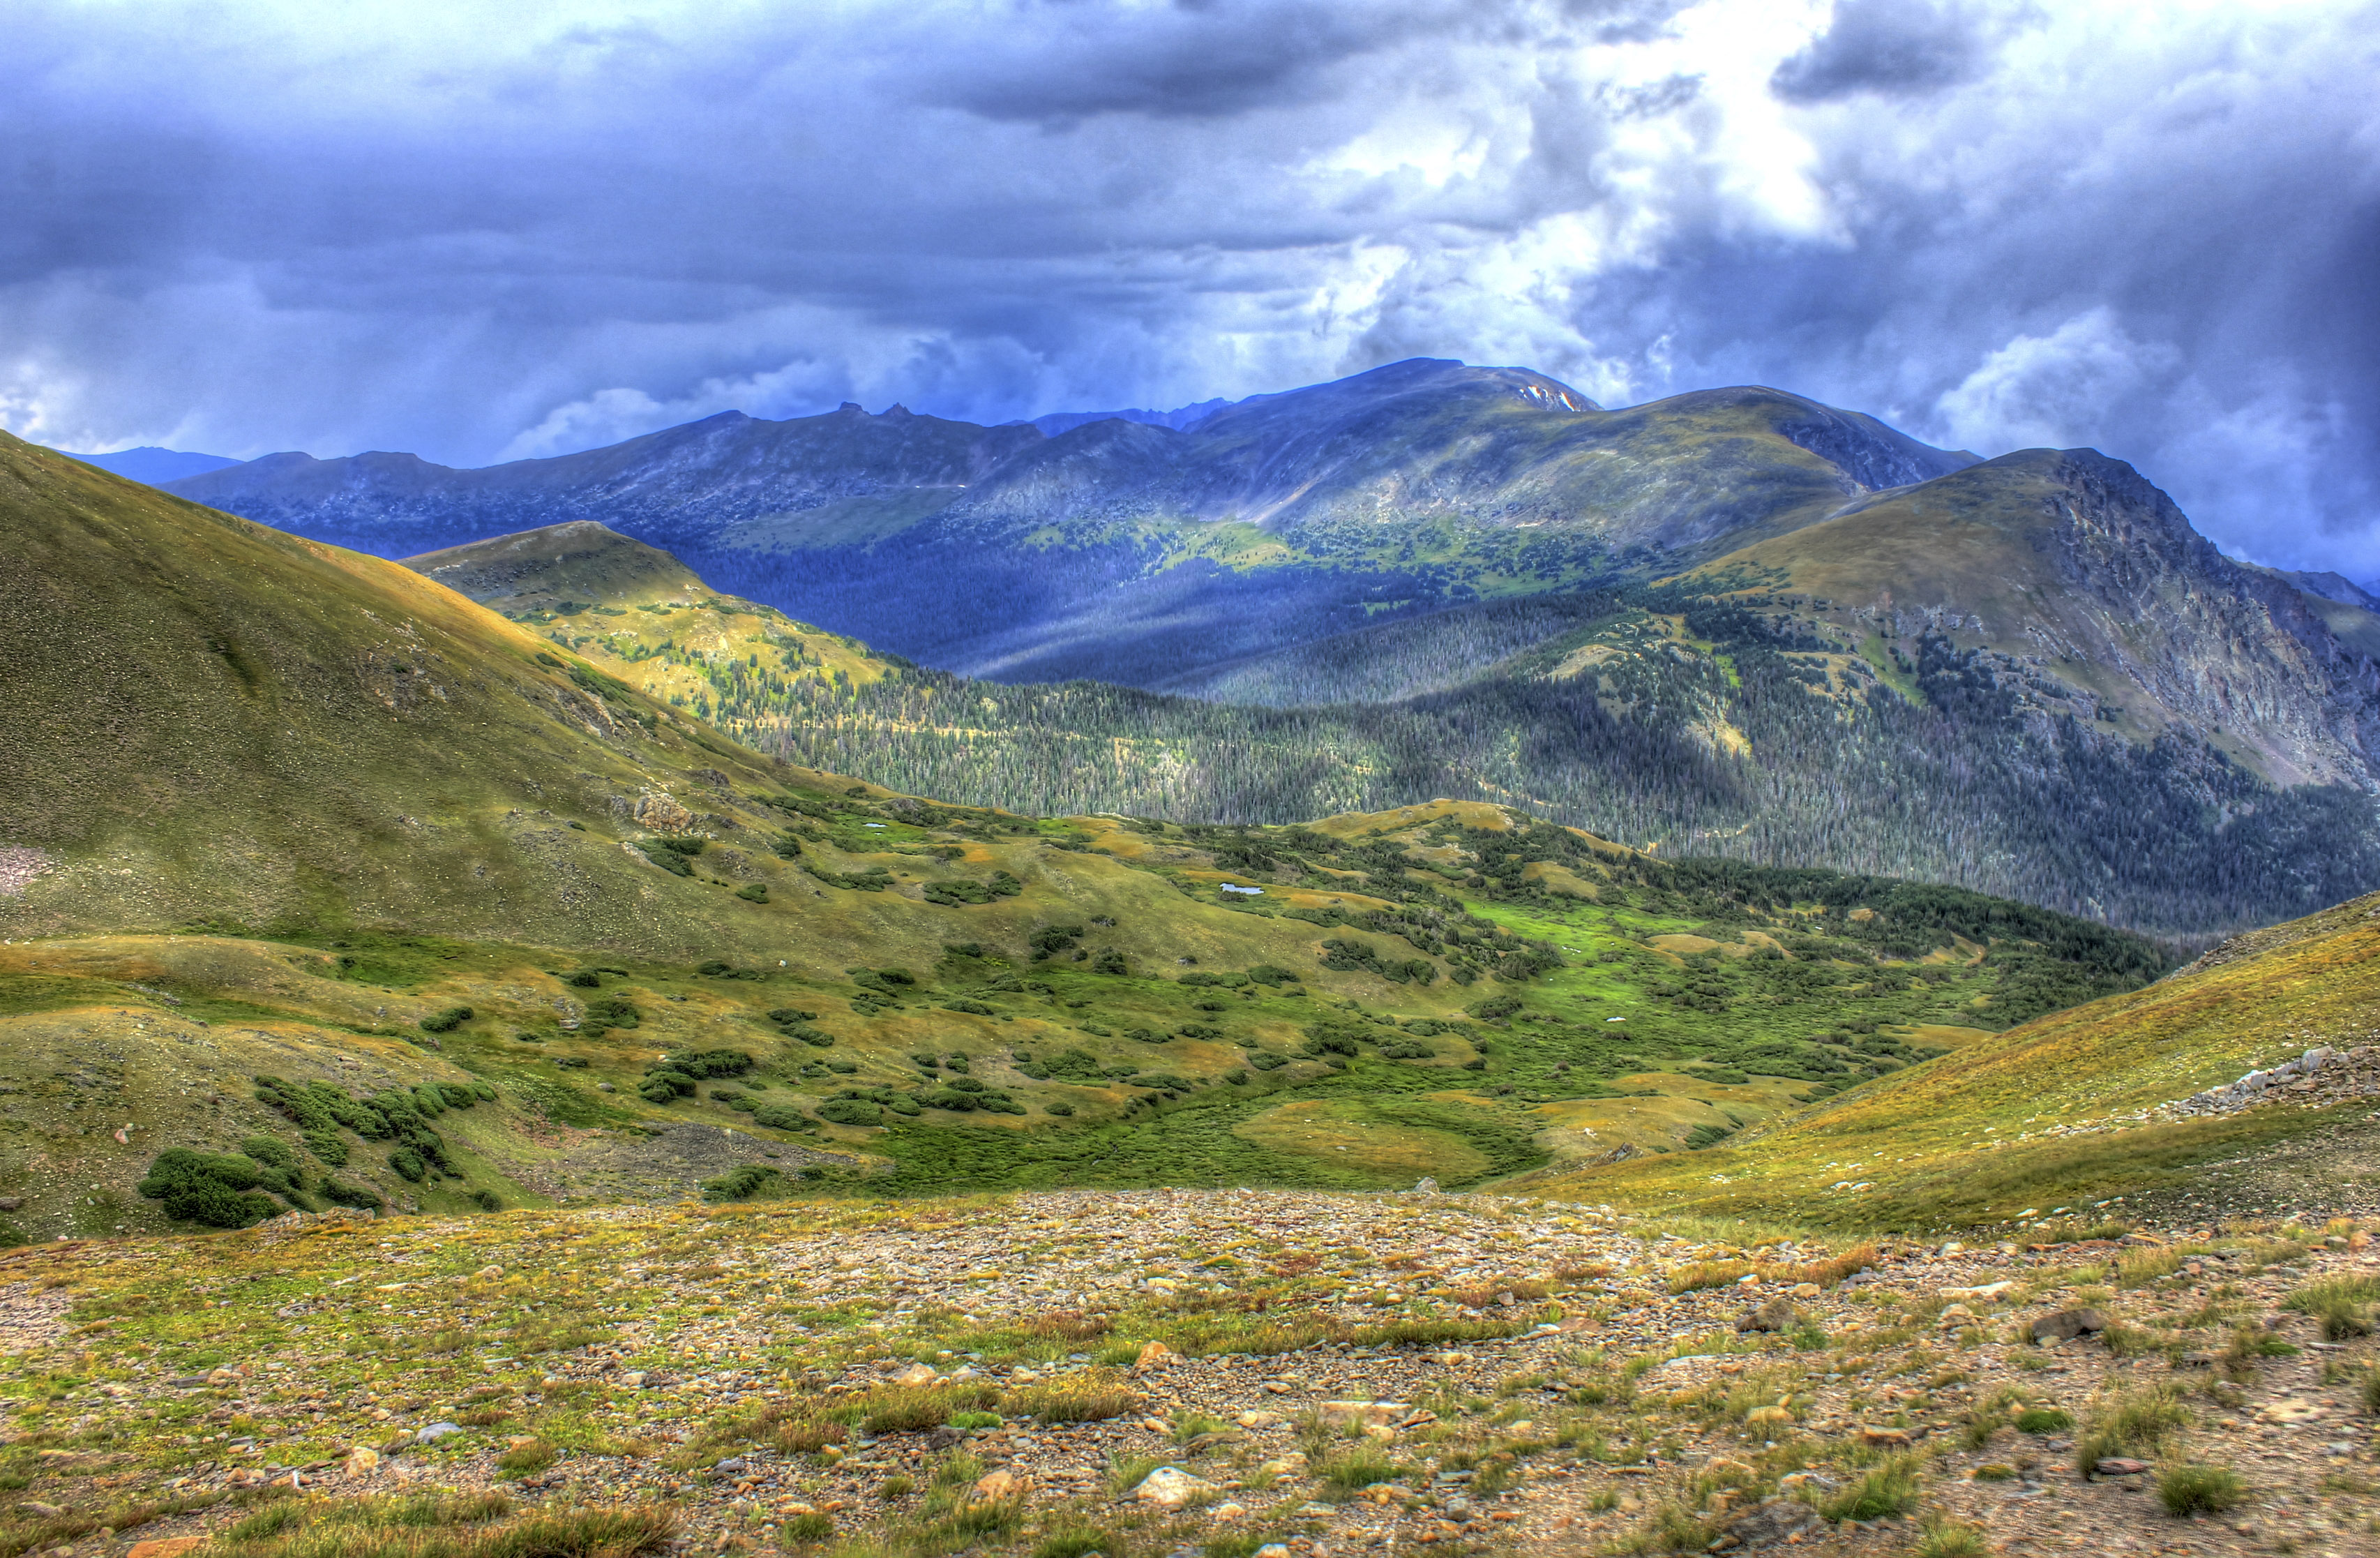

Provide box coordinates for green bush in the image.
[240,1135,295,1170]
[945,999,996,1016]
[584,996,640,1033]
[820,1098,884,1127]
[136,1148,279,1228]
[319,1177,384,1211]
[412,1084,447,1116]
[2014,1407,2072,1435]
[736,883,769,903]
[654,1048,755,1079]
[702,1164,785,1202]
[636,841,695,876]
[565,971,603,989]
[1247,1052,1289,1071]
[769,1007,820,1024]
[419,1005,474,1034]
[752,1104,817,1131]
[389,1147,429,1183]
[436,1083,477,1109]
[1045,1102,1076,1116]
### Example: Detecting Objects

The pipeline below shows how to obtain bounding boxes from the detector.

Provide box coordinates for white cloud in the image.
[1934,308,2183,456]
[0,0,2374,571]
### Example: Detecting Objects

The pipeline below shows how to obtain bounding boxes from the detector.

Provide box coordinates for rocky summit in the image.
[4,1191,2376,1557]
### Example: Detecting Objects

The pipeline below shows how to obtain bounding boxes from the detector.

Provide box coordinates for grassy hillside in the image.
[480,521,2377,936]
[1548,887,2380,1230]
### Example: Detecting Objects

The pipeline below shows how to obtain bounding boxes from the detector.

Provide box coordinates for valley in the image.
[10,392,2380,1558]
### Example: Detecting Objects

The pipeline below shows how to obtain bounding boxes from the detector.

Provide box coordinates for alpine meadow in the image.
[8,4,2380,1552]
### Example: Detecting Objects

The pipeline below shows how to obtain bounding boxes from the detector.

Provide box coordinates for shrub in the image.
[420,1005,474,1033]
[584,996,640,1033]
[944,999,996,1016]
[241,1135,295,1170]
[820,1099,884,1127]
[637,841,696,876]
[702,1164,785,1202]
[1247,1051,1289,1071]
[565,971,602,989]
[320,1177,384,1211]
[736,883,769,903]
[2157,1463,2246,1516]
[769,1007,820,1024]
[655,1048,755,1078]
[136,1148,278,1228]
[436,1082,478,1109]
[389,1147,428,1182]
[1045,1102,1075,1116]
[751,1104,817,1131]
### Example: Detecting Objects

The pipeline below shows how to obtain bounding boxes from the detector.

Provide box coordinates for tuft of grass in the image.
[199,1493,675,1558]
[1668,1261,1754,1294]
[2284,1275,2380,1341]
[495,1441,555,1478]
[1002,1378,1137,1424]
[781,1509,836,1544]
[1318,1445,1408,1497]
[2157,1463,2247,1517]
[2074,1386,2190,1474]
[1819,1455,1921,1522]
[2013,1407,2071,1435]
[1916,1520,1991,1558]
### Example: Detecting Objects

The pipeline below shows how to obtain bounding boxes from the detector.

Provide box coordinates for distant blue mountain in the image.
[66,447,242,485]
[1023,397,1242,437]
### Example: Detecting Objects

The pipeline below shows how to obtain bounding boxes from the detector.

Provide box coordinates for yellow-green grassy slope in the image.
[1551,889,2380,1229]
[405,520,895,722]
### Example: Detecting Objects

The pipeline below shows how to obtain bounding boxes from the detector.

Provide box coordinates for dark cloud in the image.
[1,0,2376,576]
[1770,0,1991,103]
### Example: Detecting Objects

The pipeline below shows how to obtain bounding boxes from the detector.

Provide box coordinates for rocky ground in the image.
[0,1190,2375,1558]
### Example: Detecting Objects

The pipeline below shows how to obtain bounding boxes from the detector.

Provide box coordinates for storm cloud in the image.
[3,0,2376,571]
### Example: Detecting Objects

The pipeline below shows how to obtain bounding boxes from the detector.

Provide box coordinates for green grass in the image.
[2157,1464,2247,1517]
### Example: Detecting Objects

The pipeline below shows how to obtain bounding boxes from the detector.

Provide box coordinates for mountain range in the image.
[6,426,2374,1254]
[142,358,2380,936]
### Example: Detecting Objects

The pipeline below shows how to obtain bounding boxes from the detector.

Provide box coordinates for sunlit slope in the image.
[0,432,807,950]
[1673,447,2380,789]
[405,520,892,720]
[1553,887,2380,1228]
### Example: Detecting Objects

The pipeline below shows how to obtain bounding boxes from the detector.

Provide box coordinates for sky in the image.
[3,0,2377,574]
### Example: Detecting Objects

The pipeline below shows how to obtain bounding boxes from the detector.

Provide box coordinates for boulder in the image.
[1717,1498,1823,1550]
[972,1469,1027,1501]
[2031,1308,2110,1343]
[1131,1465,1217,1511]
[889,1363,939,1387]
[1133,1340,1176,1374]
